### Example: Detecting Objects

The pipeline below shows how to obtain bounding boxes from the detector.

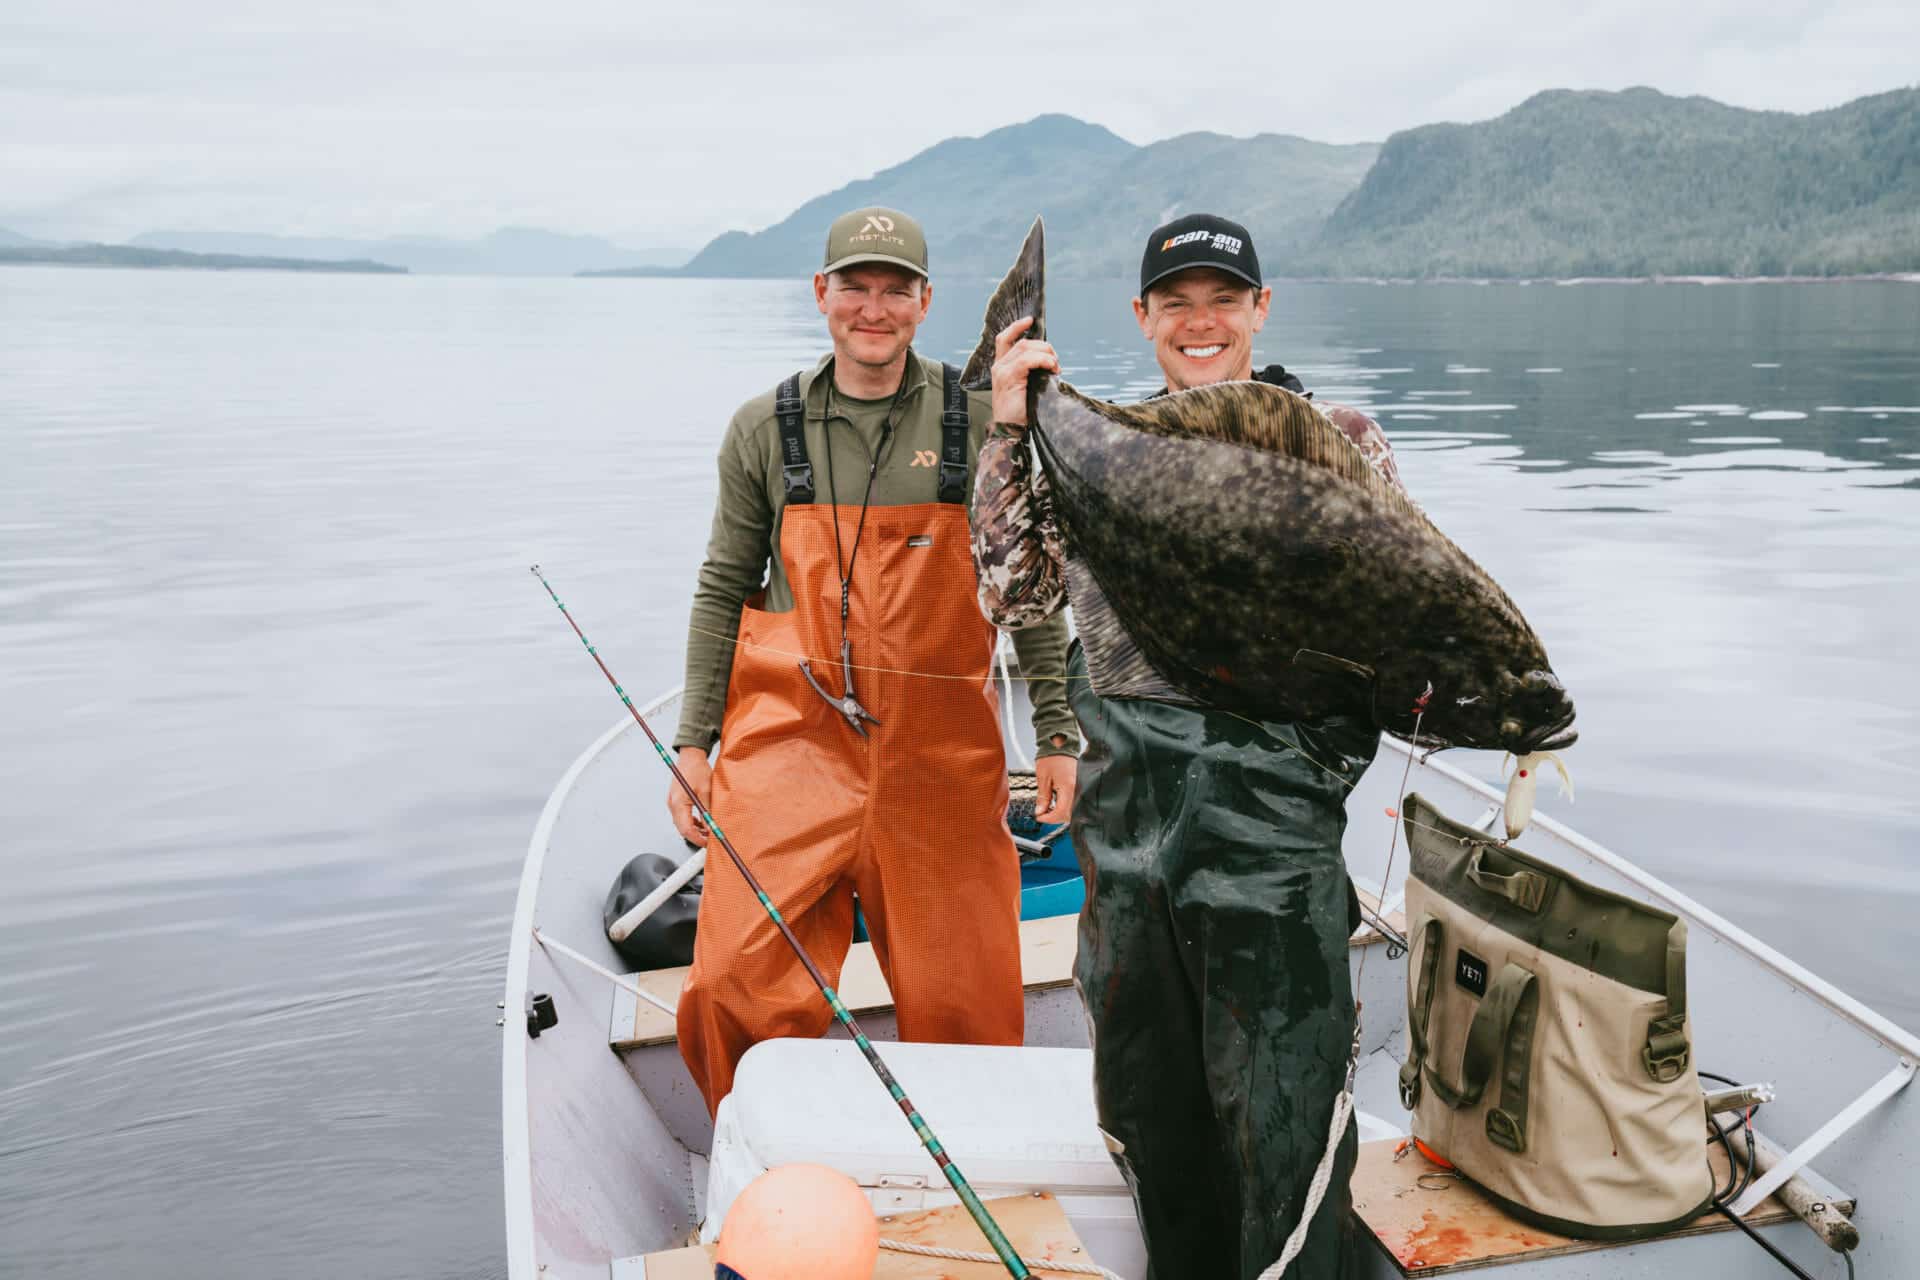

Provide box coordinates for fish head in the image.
[1495,667,1578,754]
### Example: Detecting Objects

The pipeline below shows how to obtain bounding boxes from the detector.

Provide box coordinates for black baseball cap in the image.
[1139,213,1262,295]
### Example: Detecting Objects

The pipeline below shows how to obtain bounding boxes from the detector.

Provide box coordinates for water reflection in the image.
[1,269,1916,1278]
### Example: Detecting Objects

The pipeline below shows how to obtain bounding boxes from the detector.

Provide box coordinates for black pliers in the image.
[799,639,882,737]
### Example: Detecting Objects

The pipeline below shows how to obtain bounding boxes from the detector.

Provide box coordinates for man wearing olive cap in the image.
[670,207,1079,1115]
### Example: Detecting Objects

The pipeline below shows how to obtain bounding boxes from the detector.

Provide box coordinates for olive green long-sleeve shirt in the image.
[674,350,1079,757]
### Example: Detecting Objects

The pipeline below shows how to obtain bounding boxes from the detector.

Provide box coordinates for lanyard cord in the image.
[821,358,912,643]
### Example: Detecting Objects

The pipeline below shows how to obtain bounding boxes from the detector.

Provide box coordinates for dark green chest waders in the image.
[1066,640,1377,1280]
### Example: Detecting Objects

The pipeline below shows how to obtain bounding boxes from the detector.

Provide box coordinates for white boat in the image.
[503,678,1917,1278]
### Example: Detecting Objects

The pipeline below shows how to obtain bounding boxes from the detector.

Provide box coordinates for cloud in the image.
[1,0,1913,245]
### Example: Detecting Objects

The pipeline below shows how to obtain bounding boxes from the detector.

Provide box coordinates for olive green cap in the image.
[822,206,928,279]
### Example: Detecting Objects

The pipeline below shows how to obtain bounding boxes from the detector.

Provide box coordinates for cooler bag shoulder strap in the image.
[1427,960,1537,1114]
[1399,917,1444,1109]
[1469,964,1540,1153]
[1643,919,1692,1082]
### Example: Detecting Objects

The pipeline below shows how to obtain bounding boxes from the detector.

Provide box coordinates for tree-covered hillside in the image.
[1300,86,1920,277]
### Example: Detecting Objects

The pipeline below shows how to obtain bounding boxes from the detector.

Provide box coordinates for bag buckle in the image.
[782,462,815,502]
[1642,1017,1691,1083]
[1398,1059,1422,1109]
[1485,1108,1526,1153]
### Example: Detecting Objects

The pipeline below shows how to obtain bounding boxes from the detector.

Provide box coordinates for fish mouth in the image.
[1517,707,1578,754]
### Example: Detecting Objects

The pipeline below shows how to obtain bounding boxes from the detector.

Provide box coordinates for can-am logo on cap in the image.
[1161,229,1244,255]
[860,215,896,234]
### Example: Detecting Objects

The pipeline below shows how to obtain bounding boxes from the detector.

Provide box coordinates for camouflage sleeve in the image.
[970,423,1069,628]
[1319,402,1407,495]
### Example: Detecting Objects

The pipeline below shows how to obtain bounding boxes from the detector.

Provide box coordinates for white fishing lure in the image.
[1502,751,1574,839]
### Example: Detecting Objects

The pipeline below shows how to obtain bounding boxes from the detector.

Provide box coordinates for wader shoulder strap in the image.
[775,372,813,504]
[938,361,969,504]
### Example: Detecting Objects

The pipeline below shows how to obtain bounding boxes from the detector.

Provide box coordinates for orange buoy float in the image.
[713,1163,879,1279]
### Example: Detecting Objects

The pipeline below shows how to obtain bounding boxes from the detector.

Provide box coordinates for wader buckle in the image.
[781,462,815,503]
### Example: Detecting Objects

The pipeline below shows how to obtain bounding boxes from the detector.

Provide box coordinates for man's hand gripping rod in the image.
[527,565,1032,1279]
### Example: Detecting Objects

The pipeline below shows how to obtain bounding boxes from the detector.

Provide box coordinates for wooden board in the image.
[1351,1138,1796,1275]
[632,1192,1094,1278]
[611,913,1080,1050]
[1351,887,1403,949]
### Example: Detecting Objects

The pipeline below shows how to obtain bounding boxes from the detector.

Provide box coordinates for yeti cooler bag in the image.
[1397,793,1713,1238]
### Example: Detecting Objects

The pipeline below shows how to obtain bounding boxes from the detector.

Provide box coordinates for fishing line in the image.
[529,565,1034,1279]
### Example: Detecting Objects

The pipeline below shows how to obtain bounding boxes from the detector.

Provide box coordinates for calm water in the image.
[2,268,1916,1277]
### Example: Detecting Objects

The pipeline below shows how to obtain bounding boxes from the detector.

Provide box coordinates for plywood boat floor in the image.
[619,1192,1093,1279]
[609,913,1081,1051]
[1352,1138,1798,1276]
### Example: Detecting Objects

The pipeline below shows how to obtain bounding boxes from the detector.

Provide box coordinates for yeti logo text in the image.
[860,215,896,234]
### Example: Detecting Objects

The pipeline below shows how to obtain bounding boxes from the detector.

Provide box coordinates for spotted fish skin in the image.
[966,218,1576,755]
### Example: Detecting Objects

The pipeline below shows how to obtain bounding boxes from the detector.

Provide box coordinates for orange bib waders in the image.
[677,379,1024,1117]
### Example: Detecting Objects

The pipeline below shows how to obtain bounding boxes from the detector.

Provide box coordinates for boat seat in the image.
[701,1038,1133,1245]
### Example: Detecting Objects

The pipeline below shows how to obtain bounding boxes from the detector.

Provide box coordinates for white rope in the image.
[1254,1080,1356,1279]
[997,632,1033,767]
[531,927,678,1016]
[878,1237,1120,1278]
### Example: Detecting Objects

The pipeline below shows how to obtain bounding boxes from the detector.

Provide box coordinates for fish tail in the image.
[960,217,1046,390]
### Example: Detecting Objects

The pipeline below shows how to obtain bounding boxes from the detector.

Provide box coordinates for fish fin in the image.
[961,217,1045,391]
[1048,378,1428,530]
[1065,556,1197,705]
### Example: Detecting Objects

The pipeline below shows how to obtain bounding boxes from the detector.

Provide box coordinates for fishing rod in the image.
[528,565,1033,1280]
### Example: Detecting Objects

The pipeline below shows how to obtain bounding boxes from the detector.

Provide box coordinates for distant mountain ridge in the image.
[644,88,1920,280]
[0,243,404,273]
[637,114,1378,280]
[130,227,689,276]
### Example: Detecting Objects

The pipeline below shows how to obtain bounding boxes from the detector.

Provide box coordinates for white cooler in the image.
[701,1038,1141,1269]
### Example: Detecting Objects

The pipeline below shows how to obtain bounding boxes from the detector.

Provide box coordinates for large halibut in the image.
[964,219,1576,754]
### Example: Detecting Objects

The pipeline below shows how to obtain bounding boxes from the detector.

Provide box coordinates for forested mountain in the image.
[1300,87,1920,277]
[644,88,1919,280]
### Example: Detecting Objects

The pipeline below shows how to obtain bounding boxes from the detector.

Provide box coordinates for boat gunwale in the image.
[505,700,1917,1277]
[502,698,664,1280]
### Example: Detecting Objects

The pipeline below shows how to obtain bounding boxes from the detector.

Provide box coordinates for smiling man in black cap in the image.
[972,214,1406,1279]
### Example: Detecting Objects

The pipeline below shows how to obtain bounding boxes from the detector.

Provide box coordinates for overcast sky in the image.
[3,0,1914,248]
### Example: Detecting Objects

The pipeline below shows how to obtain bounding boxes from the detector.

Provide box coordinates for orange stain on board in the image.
[1396,1213,1478,1267]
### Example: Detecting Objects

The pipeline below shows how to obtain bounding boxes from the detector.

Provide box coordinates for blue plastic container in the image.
[852,828,1083,941]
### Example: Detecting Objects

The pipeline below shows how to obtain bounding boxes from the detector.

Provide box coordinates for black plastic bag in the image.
[602,853,702,971]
